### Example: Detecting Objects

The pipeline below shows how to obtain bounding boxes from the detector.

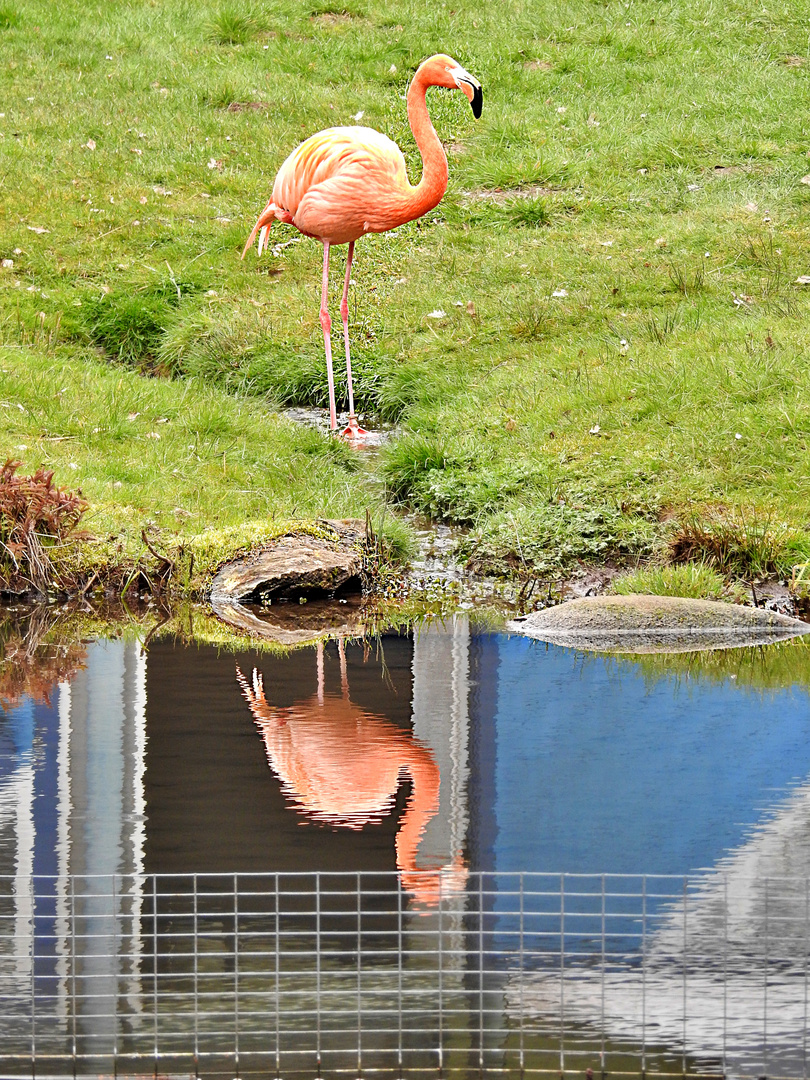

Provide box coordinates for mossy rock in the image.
[507,594,810,654]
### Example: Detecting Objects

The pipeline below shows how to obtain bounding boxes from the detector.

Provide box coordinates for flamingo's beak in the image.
[451,66,483,119]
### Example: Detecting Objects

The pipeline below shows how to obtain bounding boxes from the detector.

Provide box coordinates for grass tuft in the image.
[382,434,453,504]
[609,561,743,601]
[668,261,706,297]
[77,279,205,371]
[207,6,266,44]
[0,5,19,29]
[507,196,551,229]
[308,1,364,17]
[669,509,809,577]
[79,290,173,371]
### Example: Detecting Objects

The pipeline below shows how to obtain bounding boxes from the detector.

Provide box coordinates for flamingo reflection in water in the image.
[236,639,467,907]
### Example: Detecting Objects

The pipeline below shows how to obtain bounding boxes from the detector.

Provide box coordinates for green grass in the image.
[1,0,810,584]
[0,345,394,589]
[609,561,746,602]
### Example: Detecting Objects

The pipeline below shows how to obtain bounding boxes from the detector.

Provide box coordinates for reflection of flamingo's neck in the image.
[394,753,440,878]
[394,750,469,908]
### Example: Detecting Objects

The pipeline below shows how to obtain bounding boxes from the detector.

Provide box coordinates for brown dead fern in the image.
[0,459,89,593]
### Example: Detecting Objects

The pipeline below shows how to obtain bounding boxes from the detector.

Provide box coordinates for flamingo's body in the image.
[237,641,467,907]
[242,54,482,439]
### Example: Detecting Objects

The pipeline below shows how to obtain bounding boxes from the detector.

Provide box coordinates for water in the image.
[2,616,810,1076]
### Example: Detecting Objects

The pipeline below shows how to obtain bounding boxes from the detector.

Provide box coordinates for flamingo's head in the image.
[419,54,483,119]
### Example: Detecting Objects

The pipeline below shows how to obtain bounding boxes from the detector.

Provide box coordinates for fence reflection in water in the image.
[1,871,809,1078]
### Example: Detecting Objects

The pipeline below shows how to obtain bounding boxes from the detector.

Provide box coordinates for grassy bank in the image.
[1,0,809,588]
[0,346,406,593]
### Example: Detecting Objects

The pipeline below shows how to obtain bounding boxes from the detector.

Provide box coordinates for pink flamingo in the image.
[236,640,467,907]
[241,54,482,440]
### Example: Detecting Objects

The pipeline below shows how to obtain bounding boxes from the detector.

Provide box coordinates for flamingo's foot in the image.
[341,415,368,442]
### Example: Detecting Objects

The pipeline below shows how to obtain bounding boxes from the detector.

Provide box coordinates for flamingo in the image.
[241,54,482,440]
[236,639,467,907]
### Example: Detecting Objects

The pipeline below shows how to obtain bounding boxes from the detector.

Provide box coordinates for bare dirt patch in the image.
[464,184,558,206]
[310,12,362,26]
[226,101,271,112]
[710,164,752,176]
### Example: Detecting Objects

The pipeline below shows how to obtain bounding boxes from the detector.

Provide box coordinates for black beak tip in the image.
[471,85,483,119]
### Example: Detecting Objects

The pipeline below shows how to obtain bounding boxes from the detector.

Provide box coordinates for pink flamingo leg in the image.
[337,637,350,700]
[319,242,338,432]
[340,243,366,440]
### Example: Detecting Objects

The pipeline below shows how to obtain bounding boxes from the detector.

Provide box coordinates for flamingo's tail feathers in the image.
[241,202,277,260]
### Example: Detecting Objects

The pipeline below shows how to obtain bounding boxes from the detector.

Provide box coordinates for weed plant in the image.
[1,0,810,579]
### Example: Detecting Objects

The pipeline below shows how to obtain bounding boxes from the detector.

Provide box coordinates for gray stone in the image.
[210,520,364,604]
[210,519,365,642]
[506,594,810,654]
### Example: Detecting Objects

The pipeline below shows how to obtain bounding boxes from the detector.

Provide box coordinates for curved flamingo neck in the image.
[394,749,441,877]
[402,68,449,222]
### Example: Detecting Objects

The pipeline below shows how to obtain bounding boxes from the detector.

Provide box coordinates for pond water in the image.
[2,616,810,1076]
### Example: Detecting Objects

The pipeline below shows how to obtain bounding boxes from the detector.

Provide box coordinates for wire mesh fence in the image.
[0,871,808,1078]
